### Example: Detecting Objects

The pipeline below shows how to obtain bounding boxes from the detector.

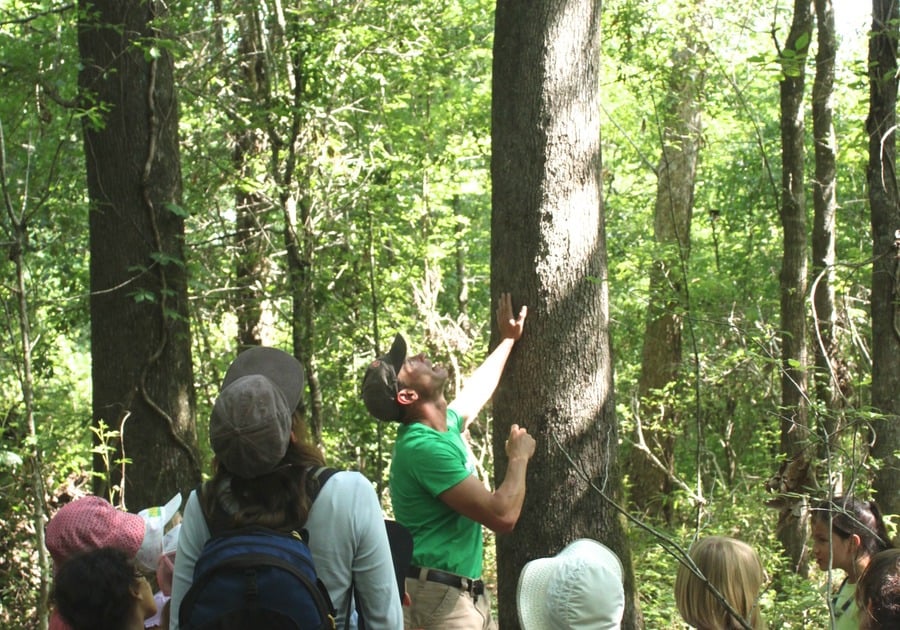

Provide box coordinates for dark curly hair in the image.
[51,547,141,630]
[857,549,900,629]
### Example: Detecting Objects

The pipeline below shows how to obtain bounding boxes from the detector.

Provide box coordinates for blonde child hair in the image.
[675,536,767,630]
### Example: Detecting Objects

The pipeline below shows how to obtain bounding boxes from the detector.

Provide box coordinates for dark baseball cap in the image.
[222,346,305,412]
[209,347,304,478]
[361,334,407,422]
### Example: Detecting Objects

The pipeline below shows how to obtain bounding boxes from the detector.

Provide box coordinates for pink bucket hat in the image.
[45,496,146,569]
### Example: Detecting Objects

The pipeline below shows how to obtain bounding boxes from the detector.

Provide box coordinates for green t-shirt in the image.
[831,579,858,630]
[390,408,483,578]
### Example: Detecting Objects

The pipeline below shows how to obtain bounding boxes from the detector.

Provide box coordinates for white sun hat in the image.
[517,538,625,630]
[134,492,182,573]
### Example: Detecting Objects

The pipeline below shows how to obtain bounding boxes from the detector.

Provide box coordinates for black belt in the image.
[407,566,485,595]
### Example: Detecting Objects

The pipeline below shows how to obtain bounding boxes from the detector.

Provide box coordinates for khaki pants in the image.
[403,576,497,630]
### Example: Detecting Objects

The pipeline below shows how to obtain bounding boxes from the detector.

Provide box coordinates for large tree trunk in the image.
[628,44,703,523]
[491,0,637,627]
[868,0,900,518]
[78,0,200,510]
[811,0,842,451]
[773,0,814,575]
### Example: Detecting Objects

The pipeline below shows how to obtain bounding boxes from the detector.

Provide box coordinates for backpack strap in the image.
[199,466,338,537]
[308,466,339,502]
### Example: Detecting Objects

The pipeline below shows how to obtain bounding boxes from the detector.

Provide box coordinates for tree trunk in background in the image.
[628,43,703,523]
[287,193,325,448]
[868,0,900,518]
[233,3,269,349]
[454,195,471,321]
[8,199,51,627]
[772,0,814,576]
[812,0,842,460]
[215,2,323,445]
[273,7,325,447]
[78,0,200,510]
[492,0,637,626]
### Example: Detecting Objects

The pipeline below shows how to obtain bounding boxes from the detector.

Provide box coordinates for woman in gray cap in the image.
[169,347,403,629]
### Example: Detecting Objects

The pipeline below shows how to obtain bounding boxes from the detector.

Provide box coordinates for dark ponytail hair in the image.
[203,410,326,532]
[857,548,900,629]
[812,496,893,558]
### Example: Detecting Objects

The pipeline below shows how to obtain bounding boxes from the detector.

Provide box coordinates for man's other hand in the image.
[506,424,536,461]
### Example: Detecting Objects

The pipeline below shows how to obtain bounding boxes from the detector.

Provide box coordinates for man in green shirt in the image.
[362,293,536,630]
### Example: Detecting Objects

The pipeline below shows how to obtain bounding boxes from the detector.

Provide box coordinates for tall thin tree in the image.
[771,0,814,575]
[629,32,705,523]
[811,0,841,447]
[232,3,269,349]
[1,122,52,628]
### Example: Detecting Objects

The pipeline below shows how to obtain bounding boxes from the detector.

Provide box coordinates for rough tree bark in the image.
[492,0,637,626]
[867,0,900,518]
[78,0,200,509]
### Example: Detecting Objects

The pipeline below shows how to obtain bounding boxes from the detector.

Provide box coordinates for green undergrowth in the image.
[629,487,835,629]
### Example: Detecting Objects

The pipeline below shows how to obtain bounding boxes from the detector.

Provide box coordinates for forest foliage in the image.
[0,0,891,627]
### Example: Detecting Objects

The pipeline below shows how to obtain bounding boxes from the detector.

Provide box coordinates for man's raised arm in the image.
[450,292,527,424]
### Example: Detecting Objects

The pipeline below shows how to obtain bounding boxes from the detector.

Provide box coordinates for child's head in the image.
[857,548,900,629]
[810,496,891,574]
[517,538,625,629]
[46,497,147,630]
[45,496,146,570]
[675,536,767,630]
[52,547,157,630]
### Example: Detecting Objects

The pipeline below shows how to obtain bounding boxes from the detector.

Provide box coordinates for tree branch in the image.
[628,409,706,504]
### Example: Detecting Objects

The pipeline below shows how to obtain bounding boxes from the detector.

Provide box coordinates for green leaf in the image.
[164,202,189,218]
[150,252,186,268]
[130,289,157,304]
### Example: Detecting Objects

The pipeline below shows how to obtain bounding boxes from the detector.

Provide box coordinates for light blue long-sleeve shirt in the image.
[169,470,403,629]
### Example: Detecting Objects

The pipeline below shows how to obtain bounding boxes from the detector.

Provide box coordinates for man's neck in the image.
[412,398,448,431]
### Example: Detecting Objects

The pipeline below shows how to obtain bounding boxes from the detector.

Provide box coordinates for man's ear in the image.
[849,533,862,551]
[397,388,419,406]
